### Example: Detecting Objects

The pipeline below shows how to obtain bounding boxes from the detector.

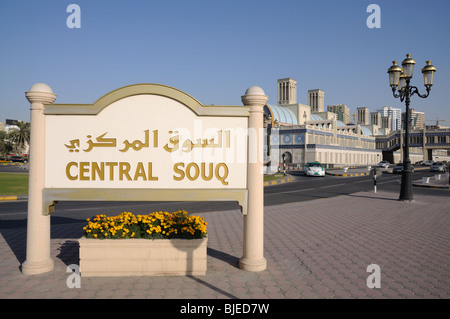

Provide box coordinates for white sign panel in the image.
[45,94,248,189]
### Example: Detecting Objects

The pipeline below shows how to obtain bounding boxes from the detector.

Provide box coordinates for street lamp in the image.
[387,54,437,201]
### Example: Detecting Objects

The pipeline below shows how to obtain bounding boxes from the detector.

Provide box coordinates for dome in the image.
[245,86,265,96]
[361,126,372,136]
[310,114,324,121]
[336,120,346,127]
[29,83,53,93]
[265,104,298,125]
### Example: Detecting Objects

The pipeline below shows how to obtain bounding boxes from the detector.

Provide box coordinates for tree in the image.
[7,121,30,155]
[0,130,13,155]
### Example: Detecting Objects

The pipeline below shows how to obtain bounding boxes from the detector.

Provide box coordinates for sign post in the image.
[22,84,56,275]
[240,87,268,272]
[371,167,382,193]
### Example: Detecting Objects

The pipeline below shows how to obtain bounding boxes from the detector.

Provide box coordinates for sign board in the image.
[42,84,250,214]
[370,167,382,179]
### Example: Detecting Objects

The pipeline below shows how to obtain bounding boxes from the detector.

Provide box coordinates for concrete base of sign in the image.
[78,237,207,277]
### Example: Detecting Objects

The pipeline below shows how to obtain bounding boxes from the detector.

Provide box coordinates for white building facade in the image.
[264,79,381,173]
[377,106,402,131]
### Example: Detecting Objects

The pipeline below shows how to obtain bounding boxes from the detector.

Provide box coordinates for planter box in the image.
[78,237,207,277]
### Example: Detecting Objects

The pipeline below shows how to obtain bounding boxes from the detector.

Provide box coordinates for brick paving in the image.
[1,190,449,299]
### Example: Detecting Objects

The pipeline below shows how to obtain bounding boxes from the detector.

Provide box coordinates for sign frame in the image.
[23,82,268,275]
[42,83,250,215]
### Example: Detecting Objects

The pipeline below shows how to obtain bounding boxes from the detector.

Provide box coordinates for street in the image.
[265,169,449,205]
[0,169,447,229]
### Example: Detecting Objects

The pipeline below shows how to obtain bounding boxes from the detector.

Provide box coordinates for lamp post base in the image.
[399,168,414,202]
[398,198,415,203]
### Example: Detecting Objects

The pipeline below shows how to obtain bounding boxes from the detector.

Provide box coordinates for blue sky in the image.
[1,0,449,126]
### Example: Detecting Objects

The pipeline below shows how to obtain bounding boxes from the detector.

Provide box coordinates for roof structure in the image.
[265,104,373,136]
[265,104,298,125]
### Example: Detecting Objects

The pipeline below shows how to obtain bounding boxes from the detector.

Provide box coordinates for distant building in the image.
[377,106,402,131]
[263,78,450,172]
[264,79,381,173]
[370,112,381,126]
[403,109,425,130]
[381,115,391,130]
[273,78,311,125]
[2,119,30,155]
[4,119,22,133]
[327,104,350,124]
[357,107,369,125]
[308,89,324,112]
[277,78,297,106]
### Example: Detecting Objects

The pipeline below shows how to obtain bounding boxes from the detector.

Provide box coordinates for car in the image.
[377,161,390,168]
[424,160,434,166]
[392,163,414,174]
[430,162,445,172]
[304,162,325,177]
[11,156,24,162]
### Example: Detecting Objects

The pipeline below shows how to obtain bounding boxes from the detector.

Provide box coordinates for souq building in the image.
[264,78,381,173]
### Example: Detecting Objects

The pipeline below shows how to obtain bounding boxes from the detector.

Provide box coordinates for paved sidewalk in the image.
[1,191,449,299]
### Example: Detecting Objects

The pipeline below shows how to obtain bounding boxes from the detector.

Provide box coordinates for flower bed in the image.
[79,210,208,277]
[83,210,207,239]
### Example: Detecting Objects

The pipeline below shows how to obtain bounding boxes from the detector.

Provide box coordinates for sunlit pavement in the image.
[1,190,449,299]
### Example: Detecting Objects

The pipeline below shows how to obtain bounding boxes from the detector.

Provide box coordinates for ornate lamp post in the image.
[387,54,436,201]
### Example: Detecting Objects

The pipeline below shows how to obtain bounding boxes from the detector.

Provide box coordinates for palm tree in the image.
[0,130,13,155]
[8,121,30,156]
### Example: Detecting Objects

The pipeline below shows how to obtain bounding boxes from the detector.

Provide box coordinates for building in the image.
[2,119,30,155]
[357,107,369,125]
[377,106,402,131]
[381,115,391,130]
[370,112,381,126]
[277,78,297,105]
[327,104,350,124]
[272,78,311,126]
[4,119,21,132]
[402,108,425,130]
[264,78,449,172]
[264,79,381,173]
[308,89,324,112]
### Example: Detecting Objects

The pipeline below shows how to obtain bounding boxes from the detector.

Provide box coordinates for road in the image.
[0,168,447,229]
[266,169,449,205]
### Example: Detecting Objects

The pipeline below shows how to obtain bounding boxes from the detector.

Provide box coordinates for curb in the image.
[328,166,431,177]
[326,172,370,177]
[413,185,450,189]
[0,195,28,201]
[413,182,450,189]
[264,176,294,186]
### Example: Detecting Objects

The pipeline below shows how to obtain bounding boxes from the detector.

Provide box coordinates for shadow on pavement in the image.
[345,193,399,201]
